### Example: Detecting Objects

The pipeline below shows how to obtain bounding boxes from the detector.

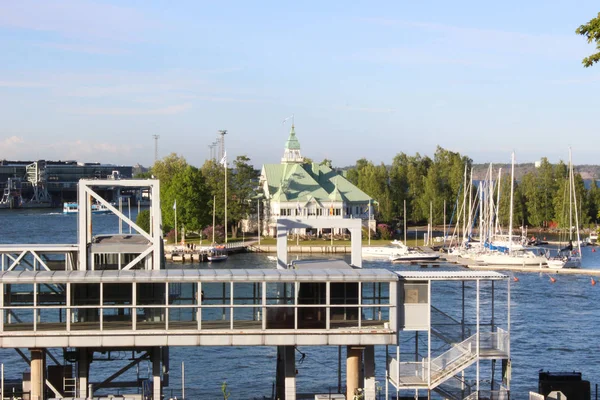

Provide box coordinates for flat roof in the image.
[0,268,399,284]
[395,270,508,281]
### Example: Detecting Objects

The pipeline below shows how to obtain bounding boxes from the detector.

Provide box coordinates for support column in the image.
[347,346,362,400]
[275,346,296,400]
[77,349,89,399]
[152,347,162,400]
[364,346,376,400]
[284,346,296,400]
[30,349,45,400]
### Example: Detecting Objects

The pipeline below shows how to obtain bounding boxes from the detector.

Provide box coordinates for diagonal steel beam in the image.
[93,352,150,390]
[122,247,154,270]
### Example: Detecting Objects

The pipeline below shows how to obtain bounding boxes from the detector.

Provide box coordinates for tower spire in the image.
[281,124,303,164]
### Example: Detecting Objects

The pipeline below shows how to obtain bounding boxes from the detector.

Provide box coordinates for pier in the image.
[0,179,512,400]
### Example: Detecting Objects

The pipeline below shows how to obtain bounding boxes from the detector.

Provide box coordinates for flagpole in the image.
[368,199,371,246]
[174,200,178,246]
[224,155,228,243]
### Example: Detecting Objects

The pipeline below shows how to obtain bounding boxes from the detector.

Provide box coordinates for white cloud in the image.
[61,103,193,116]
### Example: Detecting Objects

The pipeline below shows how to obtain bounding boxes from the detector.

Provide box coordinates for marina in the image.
[1,181,600,399]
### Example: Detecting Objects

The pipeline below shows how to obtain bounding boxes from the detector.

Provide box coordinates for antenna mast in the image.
[218,130,228,159]
[152,135,160,163]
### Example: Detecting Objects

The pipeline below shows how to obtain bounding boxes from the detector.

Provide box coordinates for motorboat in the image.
[207,245,228,262]
[389,250,441,263]
[363,240,410,258]
[63,202,112,214]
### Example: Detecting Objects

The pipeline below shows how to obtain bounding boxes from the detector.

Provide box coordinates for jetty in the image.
[0,179,512,400]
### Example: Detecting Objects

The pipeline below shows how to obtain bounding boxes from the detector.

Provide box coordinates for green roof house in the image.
[259,125,374,236]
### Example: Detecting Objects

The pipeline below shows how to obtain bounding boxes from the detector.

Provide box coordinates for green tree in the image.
[588,179,600,224]
[319,158,333,168]
[229,155,259,238]
[520,158,557,227]
[576,12,600,67]
[150,153,189,232]
[135,210,150,233]
[164,166,212,232]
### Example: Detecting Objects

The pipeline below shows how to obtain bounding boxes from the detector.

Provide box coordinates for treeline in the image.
[345,146,600,229]
[136,153,258,238]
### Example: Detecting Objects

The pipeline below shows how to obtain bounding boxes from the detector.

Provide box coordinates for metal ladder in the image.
[63,377,77,397]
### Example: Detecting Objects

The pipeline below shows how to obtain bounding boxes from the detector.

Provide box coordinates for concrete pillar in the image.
[275,346,296,400]
[152,347,161,400]
[30,349,45,400]
[347,346,362,400]
[284,346,296,400]
[364,346,376,400]
[77,349,89,399]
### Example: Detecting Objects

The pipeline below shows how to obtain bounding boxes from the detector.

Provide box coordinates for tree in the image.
[229,155,259,238]
[588,179,600,224]
[163,166,212,232]
[319,159,333,168]
[136,210,150,233]
[576,12,600,67]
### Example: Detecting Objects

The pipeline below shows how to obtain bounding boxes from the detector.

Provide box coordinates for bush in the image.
[135,210,150,233]
[203,225,225,243]
[377,224,392,240]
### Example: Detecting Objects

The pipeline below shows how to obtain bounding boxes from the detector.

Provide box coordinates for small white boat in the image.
[589,232,598,245]
[363,240,410,258]
[63,202,112,214]
[207,246,228,262]
[389,251,441,262]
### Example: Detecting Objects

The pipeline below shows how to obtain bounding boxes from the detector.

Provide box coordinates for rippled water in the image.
[1,209,600,398]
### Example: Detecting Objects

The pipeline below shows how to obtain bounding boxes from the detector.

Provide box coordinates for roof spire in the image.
[282,122,303,164]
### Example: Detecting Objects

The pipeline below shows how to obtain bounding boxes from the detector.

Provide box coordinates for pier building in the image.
[259,125,375,237]
[0,160,133,207]
[0,179,510,400]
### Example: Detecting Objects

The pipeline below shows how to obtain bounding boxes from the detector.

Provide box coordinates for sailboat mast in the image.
[496,168,502,236]
[508,152,515,255]
[212,195,216,243]
[462,164,467,244]
[570,148,582,254]
[224,157,228,243]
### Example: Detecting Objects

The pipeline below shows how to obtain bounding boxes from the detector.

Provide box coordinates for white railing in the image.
[429,334,477,385]
[388,359,429,386]
[479,328,509,354]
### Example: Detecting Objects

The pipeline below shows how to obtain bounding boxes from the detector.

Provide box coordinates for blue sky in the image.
[1,0,599,168]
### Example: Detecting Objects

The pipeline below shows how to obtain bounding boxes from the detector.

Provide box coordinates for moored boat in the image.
[63,202,112,214]
[207,245,228,262]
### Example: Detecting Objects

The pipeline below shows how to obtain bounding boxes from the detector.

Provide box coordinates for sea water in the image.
[1,209,600,398]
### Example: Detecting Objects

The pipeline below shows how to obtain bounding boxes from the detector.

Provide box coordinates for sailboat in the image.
[473,152,547,267]
[547,149,581,269]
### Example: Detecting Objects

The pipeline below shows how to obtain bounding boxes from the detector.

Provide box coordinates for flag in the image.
[329,202,334,216]
[296,201,301,215]
[173,200,177,211]
[282,114,294,125]
[220,151,227,166]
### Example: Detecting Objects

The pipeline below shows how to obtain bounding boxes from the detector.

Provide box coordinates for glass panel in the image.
[404,283,428,304]
[330,306,359,329]
[331,283,359,305]
[265,306,294,329]
[3,308,34,331]
[102,307,132,330]
[202,283,230,305]
[37,283,66,306]
[37,308,67,331]
[266,283,295,305]
[297,306,325,329]
[103,284,132,305]
[137,308,165,330]
[169,283,197,305]
[71,284,100,306]
[232,307,262,329]
[233,283,262,305]
[4,284,34,307]
[201,307,231,330]
[137,283,165,305]
[361,306,389,329]
[71,308,100,330]
[361,282,390,305]
[168,307,197,330]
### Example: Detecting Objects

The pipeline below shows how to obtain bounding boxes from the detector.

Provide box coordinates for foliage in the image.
[221,381,231,400]
[377,224,392,240]
[135,210,150,233]
[201,155,259,238]
[576,12,600,67]
[203,225,225,243]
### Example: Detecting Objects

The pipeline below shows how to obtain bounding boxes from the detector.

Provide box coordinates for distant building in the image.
[535,160,542,168]
[0,160,133,204]
[259,125,374,237]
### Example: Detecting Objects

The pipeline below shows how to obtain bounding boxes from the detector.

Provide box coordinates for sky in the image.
[0,0,599,169]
